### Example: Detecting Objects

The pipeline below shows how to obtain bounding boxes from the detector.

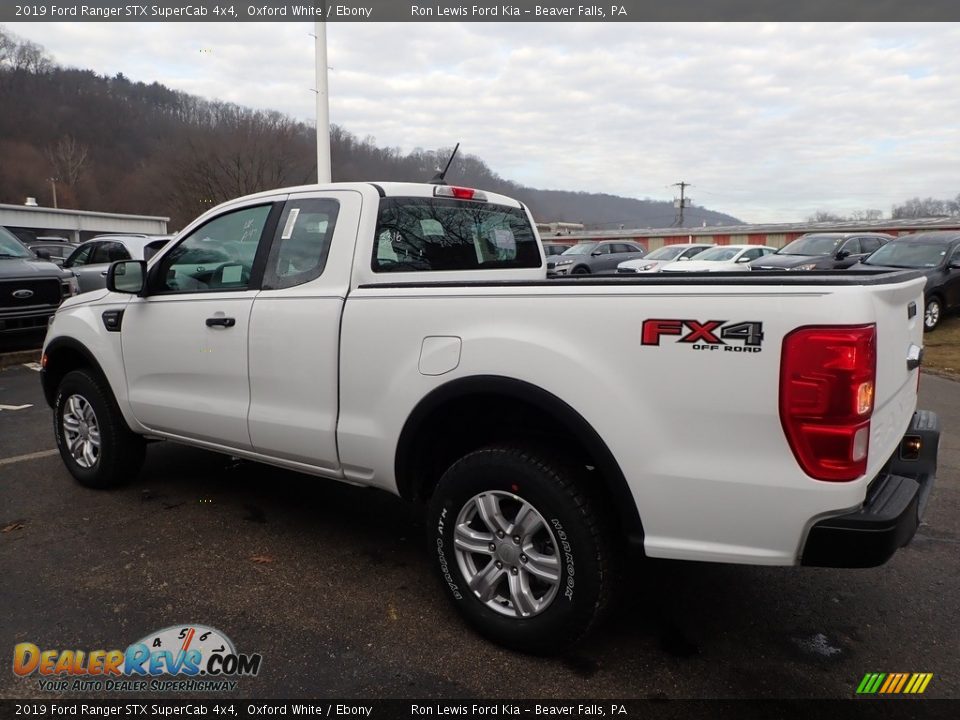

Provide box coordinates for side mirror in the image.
[949,261,960,270]
[736,256,751,263]
[35,249,51,260]
[591,251,602,256]
[836,249,851,260]
[678,256,690,261]
[107,260,146,295]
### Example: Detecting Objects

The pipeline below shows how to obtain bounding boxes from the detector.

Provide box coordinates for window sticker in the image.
[420,218,444,236]
[221,265,243,284]
[281,208,301,240]
[492,229,516,252]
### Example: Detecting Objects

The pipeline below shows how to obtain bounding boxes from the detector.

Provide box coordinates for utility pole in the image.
[672,181,691,227]
[314,20,331,184]
[48,177,58,208]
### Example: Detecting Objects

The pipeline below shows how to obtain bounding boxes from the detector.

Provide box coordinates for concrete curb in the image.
[0,350,41,370]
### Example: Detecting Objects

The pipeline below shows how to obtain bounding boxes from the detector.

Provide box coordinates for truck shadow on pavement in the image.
[84,439,941,699]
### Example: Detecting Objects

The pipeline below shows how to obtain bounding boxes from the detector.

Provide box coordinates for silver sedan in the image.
[63,235,171,293]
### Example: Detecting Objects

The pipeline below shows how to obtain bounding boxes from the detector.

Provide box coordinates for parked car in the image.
[23,239,75,266]
[541,242,570,257]
[63,235,172,293]
[0,225,78,340]
[616,243,714,273]
[661,244,777,272]
[854,231,960,331]
[750,232,892,271]
[547,240,646,275]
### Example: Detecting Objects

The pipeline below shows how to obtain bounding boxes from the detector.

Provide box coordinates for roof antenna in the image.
[430,143,460,185]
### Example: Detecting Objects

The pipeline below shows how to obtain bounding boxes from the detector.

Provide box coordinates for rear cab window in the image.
[372,197,540,273]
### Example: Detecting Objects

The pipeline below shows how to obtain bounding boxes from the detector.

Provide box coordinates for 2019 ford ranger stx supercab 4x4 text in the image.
[39,182,940,653]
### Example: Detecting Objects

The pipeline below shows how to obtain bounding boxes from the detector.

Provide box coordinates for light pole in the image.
[315,21,331,184]
[47,177,59,208]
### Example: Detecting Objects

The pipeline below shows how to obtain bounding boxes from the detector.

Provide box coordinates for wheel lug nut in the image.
[513,535,521,544]
[520,554,527,563]
[510,567,518,575]
[495,561,503,569]
[488,543,496,552]
[497,530,505,538]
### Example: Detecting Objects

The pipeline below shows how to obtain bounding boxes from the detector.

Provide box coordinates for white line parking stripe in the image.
[22,363,42,372]
[0,449,59,466]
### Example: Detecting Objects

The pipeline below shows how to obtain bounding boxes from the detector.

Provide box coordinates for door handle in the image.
[100,270,109,276]
[205,317,236,328]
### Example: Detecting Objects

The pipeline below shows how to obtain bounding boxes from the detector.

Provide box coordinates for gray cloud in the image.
[7,21,959,222]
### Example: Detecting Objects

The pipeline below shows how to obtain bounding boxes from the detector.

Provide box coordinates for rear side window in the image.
[373,197,540,272]
[263,198,340,290]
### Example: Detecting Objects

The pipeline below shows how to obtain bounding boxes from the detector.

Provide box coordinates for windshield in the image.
[561,243,597,256]
[694,247,741,262]
[863,242,948,269]
[777,234,843,256]
[0,226,31,258]
[645,245,689,261]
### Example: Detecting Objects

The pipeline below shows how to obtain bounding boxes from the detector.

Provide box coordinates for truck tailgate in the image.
[866,277,926,477]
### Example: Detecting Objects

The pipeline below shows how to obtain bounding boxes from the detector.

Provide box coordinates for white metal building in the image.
[0,204,168,243]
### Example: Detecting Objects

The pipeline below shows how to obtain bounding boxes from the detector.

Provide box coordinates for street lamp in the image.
[47,177,59,208]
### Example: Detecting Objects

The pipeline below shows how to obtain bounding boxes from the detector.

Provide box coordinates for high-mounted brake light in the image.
[434,185,487,202]
[779,325,876,482]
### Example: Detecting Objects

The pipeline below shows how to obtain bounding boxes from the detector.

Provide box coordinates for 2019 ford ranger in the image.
[39,182,940,653]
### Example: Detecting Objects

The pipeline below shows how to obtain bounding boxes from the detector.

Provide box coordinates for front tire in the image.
[571,266,590,275]
[924,296,942,332]
[427,445,615,654]
[54,369,145,489]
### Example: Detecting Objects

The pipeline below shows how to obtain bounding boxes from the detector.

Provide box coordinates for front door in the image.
[247,191,361,471]
[121,202,278,450]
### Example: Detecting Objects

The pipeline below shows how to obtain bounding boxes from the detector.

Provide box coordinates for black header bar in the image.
[3,1,960,23]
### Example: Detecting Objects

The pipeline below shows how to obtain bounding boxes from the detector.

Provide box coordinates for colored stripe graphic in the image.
[857,673,932,695]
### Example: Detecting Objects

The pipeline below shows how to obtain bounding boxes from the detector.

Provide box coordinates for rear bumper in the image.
[801,410,939,568]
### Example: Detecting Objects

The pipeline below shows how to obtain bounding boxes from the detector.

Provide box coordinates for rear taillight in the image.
[779,324,877,481]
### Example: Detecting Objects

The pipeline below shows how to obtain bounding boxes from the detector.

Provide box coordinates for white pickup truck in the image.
[40,182,940,653]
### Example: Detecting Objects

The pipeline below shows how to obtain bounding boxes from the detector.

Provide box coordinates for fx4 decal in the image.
[642,319,764,352]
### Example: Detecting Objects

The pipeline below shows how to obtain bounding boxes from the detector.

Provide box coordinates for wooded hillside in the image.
[0,25,743,230]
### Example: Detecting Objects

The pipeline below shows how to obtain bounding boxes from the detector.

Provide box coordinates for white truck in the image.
[40,182,940,654]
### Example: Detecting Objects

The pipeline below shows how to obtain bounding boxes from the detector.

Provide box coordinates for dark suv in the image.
[0,226,78,346]
[750,232,893,271]
[856,231,960,331]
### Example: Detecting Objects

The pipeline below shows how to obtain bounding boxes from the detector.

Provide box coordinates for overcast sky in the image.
[8,21,960,223]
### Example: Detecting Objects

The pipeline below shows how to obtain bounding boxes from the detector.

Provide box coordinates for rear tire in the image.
[924,296,942,332]
[427,445,615,654]
[54,369,145,489]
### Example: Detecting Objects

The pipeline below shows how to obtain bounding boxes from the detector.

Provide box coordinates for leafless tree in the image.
[44,136,89,187]
[849,209,884,221]
[807,210,847,222]
[0,27,15,67]
[892,197,950,219]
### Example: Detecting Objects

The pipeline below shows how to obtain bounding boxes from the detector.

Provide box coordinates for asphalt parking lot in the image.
[1,363,958,701]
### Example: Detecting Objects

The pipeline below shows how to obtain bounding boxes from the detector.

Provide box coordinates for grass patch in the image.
[922,314,960,378]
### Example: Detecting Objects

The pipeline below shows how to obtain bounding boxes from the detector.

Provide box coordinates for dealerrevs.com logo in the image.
[13,624,262,692]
